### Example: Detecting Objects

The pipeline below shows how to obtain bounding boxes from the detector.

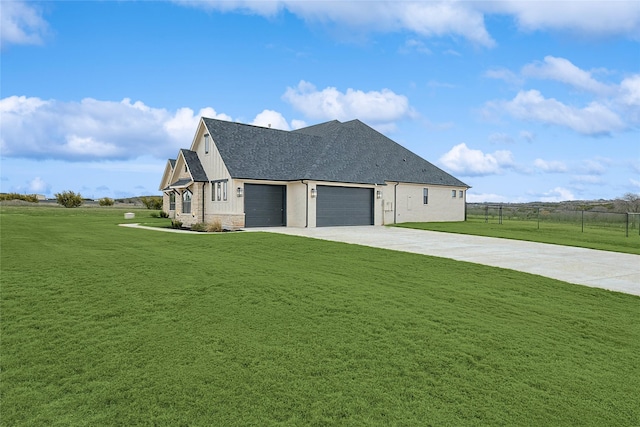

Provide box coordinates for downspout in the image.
[394,182,399,224]
[202,183,205,223]
[302,180,309,228]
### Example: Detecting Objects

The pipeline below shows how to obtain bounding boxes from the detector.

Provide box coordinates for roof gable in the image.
[180,149,208,182]
[159,158,176,191]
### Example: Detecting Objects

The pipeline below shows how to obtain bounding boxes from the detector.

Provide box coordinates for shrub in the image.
[98,197,114,206]
[170,219,183,229]
[207,219,223,232]
[191,222,207,232]
[140,196,163,210]
[0,193,39,203]
[159,211,169,218]
[55,191,83,208]
[150,211,160,218]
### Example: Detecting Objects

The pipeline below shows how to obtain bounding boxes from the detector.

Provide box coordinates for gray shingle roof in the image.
[201,118,468,187]
[168,178,192,188]
[181,149,208,182]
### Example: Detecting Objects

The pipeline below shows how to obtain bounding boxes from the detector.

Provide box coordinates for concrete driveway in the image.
[249,226,640,297]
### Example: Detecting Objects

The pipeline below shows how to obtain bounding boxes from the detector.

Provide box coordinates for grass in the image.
[2,205,639,426]
[395,215,640,255]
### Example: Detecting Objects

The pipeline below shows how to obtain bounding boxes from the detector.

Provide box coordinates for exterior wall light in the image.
[310,188,317,198]
[376,190,382,199]
[236,187,243,197]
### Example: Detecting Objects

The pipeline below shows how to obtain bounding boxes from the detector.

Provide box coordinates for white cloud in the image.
[618,74,640,123]
[519,130,535,143]
[484,68,523,86]
[534,158,567,173]
[63,135,120,157]
[174,1,640,49]
[488,132,514,144]
[571,175,604,185]
[630,178,640,189]
[0,95,235,161]
[164,106,231,142]
[0,1,49,48]
[291,119,307,130]
[581,159,610,175]
[490,1,640,39]
[251,109,291,130]
[175,1,496,47]
[484,90,624,135]
[28,177,50,194]
[439,143,514,176]
[539,187,575,202]
[522,56,612,95]
[283,80,415,129]
[619,75,640,106]
[399,39,432,55]
[466,192,510,203]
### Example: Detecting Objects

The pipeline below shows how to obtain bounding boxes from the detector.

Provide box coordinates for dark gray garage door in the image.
[244,184,286,227]
[316,186,373,227]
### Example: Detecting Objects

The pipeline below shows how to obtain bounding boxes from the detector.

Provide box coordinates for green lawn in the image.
[2,206,639,426]
[395,215,640,255]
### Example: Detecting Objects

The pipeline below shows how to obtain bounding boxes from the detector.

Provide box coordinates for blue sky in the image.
[1,1,639,202]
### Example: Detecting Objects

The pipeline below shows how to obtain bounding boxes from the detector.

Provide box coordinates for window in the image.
[182,190,192,214]
[211,180,228,202]
[169,192,175,211]
[452,190,457,198]
[204,134,210,154]
[423,188,428,204]
[184,164,187,173]
[459,190,464,199]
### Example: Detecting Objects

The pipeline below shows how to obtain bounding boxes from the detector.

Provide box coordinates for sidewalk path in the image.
[247,226,640,297]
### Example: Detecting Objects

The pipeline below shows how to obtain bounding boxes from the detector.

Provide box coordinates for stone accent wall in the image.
[204,213,245,230]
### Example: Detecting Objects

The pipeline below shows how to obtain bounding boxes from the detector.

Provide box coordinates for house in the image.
[159,117,469,229]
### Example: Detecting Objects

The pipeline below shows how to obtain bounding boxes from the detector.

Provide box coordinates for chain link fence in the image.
[467,204,640,237]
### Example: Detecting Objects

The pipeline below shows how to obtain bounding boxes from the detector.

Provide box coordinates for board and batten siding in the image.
[191,123,245,228]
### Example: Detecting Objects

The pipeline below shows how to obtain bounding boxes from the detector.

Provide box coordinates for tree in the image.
[615,193,640,213]
[140,196,163,210]
[55,191,83,208]
[99,197,115,206]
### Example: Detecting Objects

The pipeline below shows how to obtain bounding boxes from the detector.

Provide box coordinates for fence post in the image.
[499,205,503,225]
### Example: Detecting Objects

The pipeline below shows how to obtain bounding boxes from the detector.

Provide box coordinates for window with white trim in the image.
[169,192,175,211]
[452,190,456,198]
[459,190,464,199]
[423,188,428,204]
[217,182,222,201]
[204,134,210,154]
[223,181,228,201]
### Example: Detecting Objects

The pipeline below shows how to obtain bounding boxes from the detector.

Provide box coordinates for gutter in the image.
[302,180,309,228]
[394,182,399,224]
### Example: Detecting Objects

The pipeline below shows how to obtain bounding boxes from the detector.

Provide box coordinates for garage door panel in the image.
[244,184,286,227]
[316,186,373,226]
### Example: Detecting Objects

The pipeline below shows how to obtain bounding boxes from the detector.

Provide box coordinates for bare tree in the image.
[616,192,640,213]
